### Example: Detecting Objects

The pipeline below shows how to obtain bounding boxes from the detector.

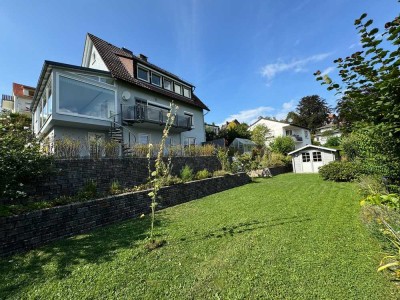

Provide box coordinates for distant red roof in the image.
[13,83,35,99]
[87,33,209,111]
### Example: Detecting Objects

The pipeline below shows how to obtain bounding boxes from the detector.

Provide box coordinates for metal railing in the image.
[122,105,192,129]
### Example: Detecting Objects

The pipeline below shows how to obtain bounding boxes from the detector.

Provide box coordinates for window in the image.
[184,137,196,147]
[139,134,150,144]
[304,130,309,138]
[91,51,96,64]
[313,151,322,162]
[151,73,161,86]
[184,112,193,127]
[137,67,149,81]
[28,90,35,97]
[183,87,191,98]
[286,130,293,136]
[302,153,310,162]
[58,75,115,119]
[174,83,182,94]
[88,132,105,158]
[163,78,172,91]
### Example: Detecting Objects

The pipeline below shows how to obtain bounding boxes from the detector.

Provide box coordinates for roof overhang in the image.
[288,145,338,155]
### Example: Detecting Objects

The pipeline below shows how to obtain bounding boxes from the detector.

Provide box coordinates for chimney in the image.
[139,54,148,61]
[121,47,133,55]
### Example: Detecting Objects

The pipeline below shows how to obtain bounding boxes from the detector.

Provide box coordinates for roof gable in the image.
[288,145,337,155]
[86,33,209,111]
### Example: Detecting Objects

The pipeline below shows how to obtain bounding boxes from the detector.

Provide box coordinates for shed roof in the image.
[232,138,255,145]
[288,145,337,155]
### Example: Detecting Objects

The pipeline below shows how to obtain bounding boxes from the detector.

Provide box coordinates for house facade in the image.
[314,123,341,145]
[249,118,311,149]
[1,83,35,114]
[30,34,209,156]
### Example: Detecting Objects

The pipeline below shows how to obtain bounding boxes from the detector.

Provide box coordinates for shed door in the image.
[312,151,323,172]
[301,153,313,173]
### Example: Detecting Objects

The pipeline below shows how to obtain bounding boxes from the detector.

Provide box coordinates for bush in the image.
[325,136,341,147]
[0,112,53,200]
[196,169,210,180]
[269,136,295,155]
[261,152,291,168]
[180,165,194,182]
[319,161,363,182]
[213,170,229,177]
[357,175,387,197]
[77,180,98,200]
[110,180,121,195]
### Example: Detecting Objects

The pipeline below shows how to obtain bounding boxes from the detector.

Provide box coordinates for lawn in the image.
[0,174,398,299]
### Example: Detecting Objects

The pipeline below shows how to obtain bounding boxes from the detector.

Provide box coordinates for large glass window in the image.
[58,75,115,119]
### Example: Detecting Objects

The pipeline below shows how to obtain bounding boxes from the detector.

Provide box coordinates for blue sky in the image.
[0,0,398,125]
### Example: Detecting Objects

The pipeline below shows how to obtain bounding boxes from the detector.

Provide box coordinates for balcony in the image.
[121,105,192,132]
[290,134,303,142]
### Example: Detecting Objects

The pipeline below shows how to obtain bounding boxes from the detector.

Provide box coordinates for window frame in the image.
[174,82,182,95]
[137,66,150,82]
[302,152,311,162]
[312,151,322,162]
[56,72,117,121]
[151,72,162,87]
[138,133,150,145]
[184,111,194,128]
[183,86,191,98]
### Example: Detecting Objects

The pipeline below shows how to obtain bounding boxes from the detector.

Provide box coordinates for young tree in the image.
[295,95,331,133]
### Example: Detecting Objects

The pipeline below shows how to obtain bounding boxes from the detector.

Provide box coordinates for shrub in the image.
[213,170,229,177]
[269,136,295,155]
[325,136,341,147]
[360,193,400,210]
[261,152,291,168]
[196,169,210,180]
[180,165,194,182]
[319,161,363,182]
[110,180,121,195]
[357,175,387,197]
[216,148,230,171]
[77,180,98,200]
[54,137,83,158]
[0,112,53,200]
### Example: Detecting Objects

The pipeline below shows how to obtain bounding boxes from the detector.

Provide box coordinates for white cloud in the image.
[261,52,332,80]
[274,99,296,121]
[218,106,274,126]
[321,66,335,76]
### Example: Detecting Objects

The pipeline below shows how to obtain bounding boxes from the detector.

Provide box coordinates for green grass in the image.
[0,174,398,299]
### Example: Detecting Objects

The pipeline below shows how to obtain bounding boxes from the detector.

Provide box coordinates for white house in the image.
[1,83,35,114]
[248,118,311,149]
[30,33,209,156]
[314,123,341,145]
[288,145,338,173]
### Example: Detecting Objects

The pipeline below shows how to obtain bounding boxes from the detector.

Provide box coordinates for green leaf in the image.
[360,13,367,20]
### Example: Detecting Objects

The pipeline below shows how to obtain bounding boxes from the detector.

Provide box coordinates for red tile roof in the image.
[13,83,35,99]
[87,33,209,111]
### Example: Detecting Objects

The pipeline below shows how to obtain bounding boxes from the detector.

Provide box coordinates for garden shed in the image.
[229,138,255,154]
[288,145,338,173]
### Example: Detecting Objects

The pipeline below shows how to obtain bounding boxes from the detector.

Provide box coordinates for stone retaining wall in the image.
[21,157,221,202]
[0,173,250,257]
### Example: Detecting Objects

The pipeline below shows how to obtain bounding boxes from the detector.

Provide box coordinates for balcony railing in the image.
[122,105,192,130]
[290,134,303,142]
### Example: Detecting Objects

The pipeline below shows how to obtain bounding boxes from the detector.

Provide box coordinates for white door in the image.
[311,151,324,173]
[301,152,313,173]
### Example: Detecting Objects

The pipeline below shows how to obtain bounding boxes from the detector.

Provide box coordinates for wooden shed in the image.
[288,145,338,174]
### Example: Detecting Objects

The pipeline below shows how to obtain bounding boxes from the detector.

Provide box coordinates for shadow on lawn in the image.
[176,215,312,244]
[0,215,170,298]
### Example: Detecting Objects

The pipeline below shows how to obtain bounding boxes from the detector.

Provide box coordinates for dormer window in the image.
[174,83,182,95]
[151,72,161,87]
[163,78,172,91]
[183,87,191,98]
[137,67,149,82]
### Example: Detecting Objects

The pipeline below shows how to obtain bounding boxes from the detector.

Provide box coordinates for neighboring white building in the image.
[288,145,338,173]
[30,33,210,156]
[248,118,311,149]
[1,83,35,115]
[314,123,341,145]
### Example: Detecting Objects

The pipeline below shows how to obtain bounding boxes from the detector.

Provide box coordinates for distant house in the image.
[221,119,240,131]
[314,124,341,145]
[1,95,13,112]
[1,83,35,115]
[13,83,35,114]
[288,145,338,173]
[249,118,311,149]
[30,33,209,156]
[205,123,220,135]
